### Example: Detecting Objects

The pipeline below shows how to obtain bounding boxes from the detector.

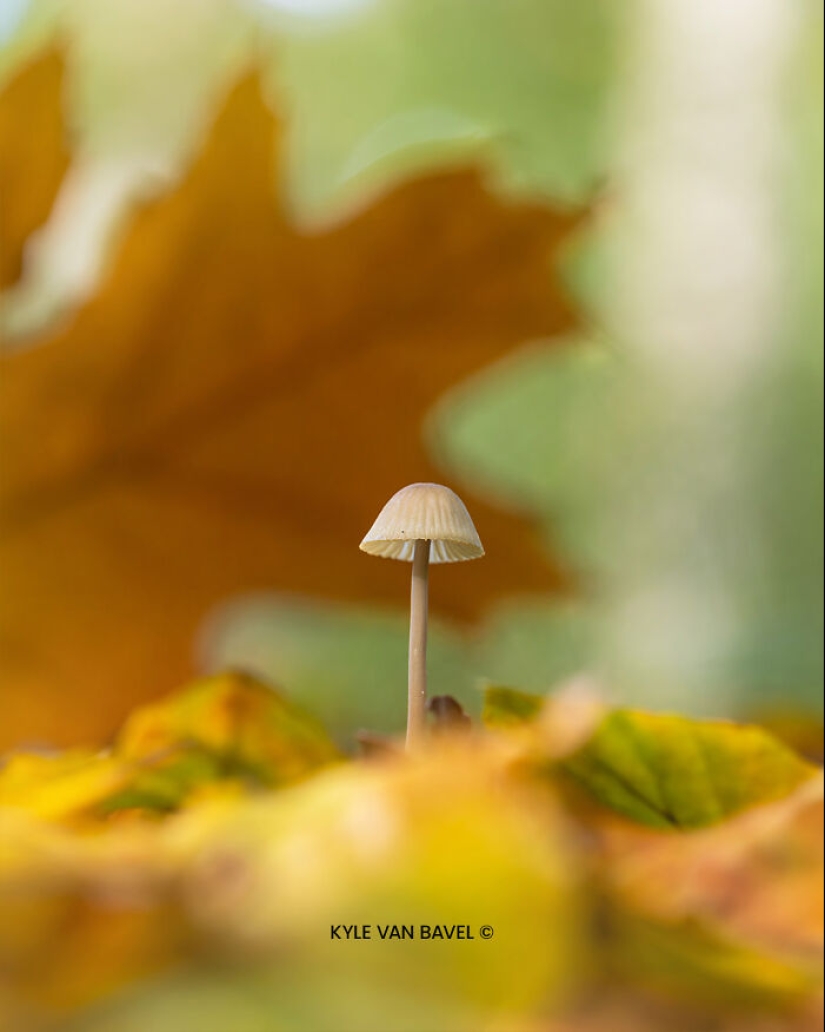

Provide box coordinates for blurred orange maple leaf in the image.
[0,52,581,749]
[0,51,69,290]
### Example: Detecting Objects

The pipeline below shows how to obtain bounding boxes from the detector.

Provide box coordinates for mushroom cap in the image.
[360,483,484,563]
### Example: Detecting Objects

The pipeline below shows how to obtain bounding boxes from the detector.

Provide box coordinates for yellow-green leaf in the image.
[116,671,340,790]
[98,746,227,815]
[482,685,544,728]
[561,710,817,829]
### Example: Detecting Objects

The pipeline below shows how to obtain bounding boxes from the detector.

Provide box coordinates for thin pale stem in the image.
[407,539,430,750]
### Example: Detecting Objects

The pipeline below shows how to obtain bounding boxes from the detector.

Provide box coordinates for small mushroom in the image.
[360,483,484,750]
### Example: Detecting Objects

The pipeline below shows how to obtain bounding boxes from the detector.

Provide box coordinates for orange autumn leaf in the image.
[598,774,825,967]
[0,52,69,290]
[0,891,189,1016]
[0,53,581,751]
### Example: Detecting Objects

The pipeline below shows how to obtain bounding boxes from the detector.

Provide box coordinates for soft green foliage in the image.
[261,0,616,221]
[203,597,476,738]
[431,337,615,566]
[474,600,595,692]
[205,596,599,739]
[434,5,825,716]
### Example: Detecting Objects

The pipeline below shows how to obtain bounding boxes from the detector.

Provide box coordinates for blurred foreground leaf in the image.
[0,678,821,1031]
[600,775,824,966]
[0,749,131,820]
[0,673,338,820]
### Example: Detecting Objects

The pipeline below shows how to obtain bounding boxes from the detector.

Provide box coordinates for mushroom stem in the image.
[407,538,430,750]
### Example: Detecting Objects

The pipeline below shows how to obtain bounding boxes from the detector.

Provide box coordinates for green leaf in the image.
[562,710,817,829]
[482,685,544,728]
[97,747,226,815]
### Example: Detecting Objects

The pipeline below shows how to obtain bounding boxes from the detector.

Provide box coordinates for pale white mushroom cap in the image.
[360,483,484,563]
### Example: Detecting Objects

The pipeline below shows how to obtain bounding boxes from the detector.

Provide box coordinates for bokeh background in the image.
[1,5,823,1032]
[1,0,822,752]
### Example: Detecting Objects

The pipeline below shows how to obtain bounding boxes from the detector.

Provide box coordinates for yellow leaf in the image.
[0,750,129,820]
